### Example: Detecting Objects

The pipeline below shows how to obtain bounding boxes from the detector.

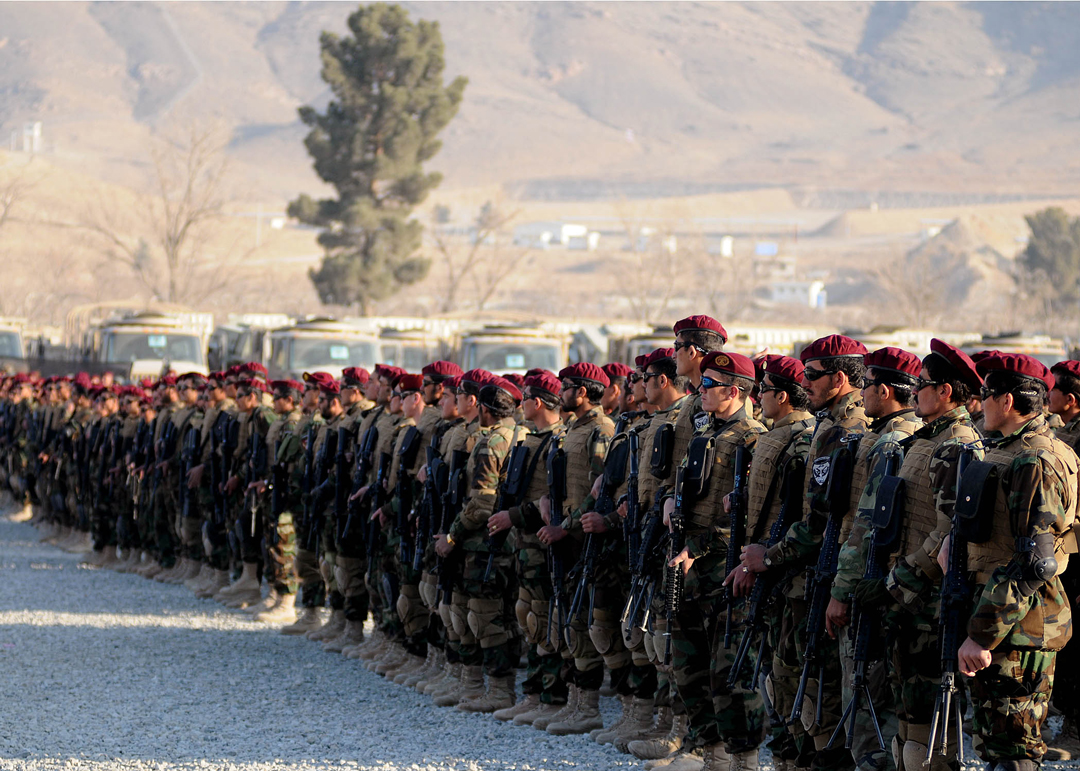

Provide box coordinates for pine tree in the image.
[290,3,467,314]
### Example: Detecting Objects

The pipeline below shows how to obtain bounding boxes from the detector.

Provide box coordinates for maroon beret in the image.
[208,371,227,383]
[502,373,525,389]
[158,374,178,387]
[341,366,370,387]
[968,350,996,365]
[1052,360,1080,380]
[422,361,464,379]
[928,339,983,392]
[864,347,922,381]
[445,374,463,392]
[673,315,728,342]
[643,348,676,369]
[11,373,32,385]
[462,369,495,387]
[235,377,265,393]
[240,361,267,377]
[976,353,1054,390]
[602,362,634,381]
[270,379,304,394]
[302,371,335,388]
[634,354,648,370]
[700,351,756,380]
[800,335,867,363]
[761,354,804,384]
[525,372,562,398]
[396,373,424,393]
[179,371,208,386]
[525,368,554,379]
[73,372,93,389]
[490,376,523,403]
[377,365,407,382]
[559,363,610,388]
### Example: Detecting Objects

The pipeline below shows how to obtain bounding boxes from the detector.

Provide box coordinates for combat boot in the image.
[392,653,427,684]
[514,699,563,726]
[195,569,231,598]
[69,530,93,553]
[401,649,436,688]
[138,559,165,579]
[592,694,633,742]
[372,643,407,673]
[457,673,515,713]
[216,564,258,601]
[607,697,656,748]
[412,649,445,691]
[183,564,211,591]
[280,606,322,635]
[347,629,384,660]
[547,687,603,735]
[662,750,705,771]
[308,609,346,642]
[532,686,578,730]
[168,558,201,584]
[426,661,462,698]
[156,557,189,583]
[254,593,297,624]
[79,550,107,567]
[323,620,364,653]
[494,693,540,722]
[721,748,756,771]
[432,664,474,707]
[358,633,391,661]
[630,713,687,760]
[616,704,670,752]
[100,546,121,569]
[244,590,281,616]
[1046,719,1080,761]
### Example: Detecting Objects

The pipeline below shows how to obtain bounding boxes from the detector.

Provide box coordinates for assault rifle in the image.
[828,445,905,751]
[728,457,807,690]
[621,500,669,638]
[724,444,752,650]
[482,429,545,583]
[340,424,377,543]
[546,442,569,647]
[305,428,338,551]
[364,450,391,575]
[926,445,982,767]
[791,432,860,726]
[412,433,443,572]
[624,430,642,569]
[396,427,423,565]
[299,423,317,545]
[434,448,469,606]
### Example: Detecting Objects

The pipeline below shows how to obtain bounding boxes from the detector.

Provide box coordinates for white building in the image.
[769,280,827,309]
[513,221,589,248]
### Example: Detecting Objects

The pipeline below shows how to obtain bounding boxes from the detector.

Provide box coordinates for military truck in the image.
[457,325,568,376]
[266,318,380,380]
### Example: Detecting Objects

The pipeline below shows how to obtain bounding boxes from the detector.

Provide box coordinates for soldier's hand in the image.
[739,544,769,574]
[722,493,732,514]
[247,480,267,495]
[723,563,756,597]
[350,485,369,503]
[825,598,849,639]
[958,636,992,676]
[662,497,675,528]
[937,535,950,574]
[669,547,694,576]
[370,506,383,523]
[590,476,603,499]
[539,495,552,525]
[417,465,428,484]
[187,464,204,489]
[434,533,454,558]
[488,511,512,535]
[617,500,628,519]
[581,511,607,534]
[538,524,567,546]
[224,476,240,495]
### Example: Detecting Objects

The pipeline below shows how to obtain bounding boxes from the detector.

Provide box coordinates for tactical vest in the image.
[687,415,765,536]
[842,414,918,540]
[747,413,812,540]
[637,398,686,509]
[563,409,614,514]
[969,431,1079,580]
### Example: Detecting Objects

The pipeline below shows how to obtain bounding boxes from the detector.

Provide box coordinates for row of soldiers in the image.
[3,316,1080,771]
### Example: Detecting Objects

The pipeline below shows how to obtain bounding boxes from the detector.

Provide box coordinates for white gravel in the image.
[1,509,1076,771]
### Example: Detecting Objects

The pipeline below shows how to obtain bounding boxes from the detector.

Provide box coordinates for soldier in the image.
[824,347,924,771]
[109,386,145,573]
[536,362,615,735]
[938,353,1078,771]
[1047,360,1080,759]
[83,386,122,567]
[602,362,635,419]
[741,334,870,771]
[722,354,814,771]
[157,372,206,585]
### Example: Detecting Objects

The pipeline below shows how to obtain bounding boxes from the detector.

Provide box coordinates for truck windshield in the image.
[0,331,22,358]
[465,342,560,371]
[104,332,204,365]
[290,338,378,370]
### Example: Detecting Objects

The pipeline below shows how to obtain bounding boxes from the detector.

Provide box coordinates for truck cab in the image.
[95,312,209,380]
[266,318,380,380]
[458,325,568,376]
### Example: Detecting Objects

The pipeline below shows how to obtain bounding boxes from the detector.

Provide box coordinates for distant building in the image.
[513,221,589,248]
[10,121,42,154]
[769,280,826,309]
[752,254,797,281]
[567,232,601,251]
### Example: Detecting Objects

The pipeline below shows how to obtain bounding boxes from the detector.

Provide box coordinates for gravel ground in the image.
[1,509,1077,771]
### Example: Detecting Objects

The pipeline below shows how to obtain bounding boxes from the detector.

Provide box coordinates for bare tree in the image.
[430,200,521,312]
[79,122,253,305]
[871,247,955,328]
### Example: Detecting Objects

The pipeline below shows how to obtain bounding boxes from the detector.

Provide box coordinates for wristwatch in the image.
[763,552,775,568]
[445,533,456,547]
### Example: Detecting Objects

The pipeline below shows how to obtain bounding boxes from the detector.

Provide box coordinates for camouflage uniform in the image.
[172,405,204,565]
[966,415,1077,765]
[294,410,327,609]
[881,406,980,769]
[332,398,375,630]
[767,389,869,765]
[198,399,236,571]
[1052,413,1080,732]
[263,407,301,595]
[668,402,767,754]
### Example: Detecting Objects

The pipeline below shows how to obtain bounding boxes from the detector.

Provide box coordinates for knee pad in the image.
[515,598,530,633]
[467,597,507,649]
[418,577,436,610]
[528,599,552,648]
[438,603,458,641]
[450,599,475,645]
[319,554,335,586]
[397,583,428,636]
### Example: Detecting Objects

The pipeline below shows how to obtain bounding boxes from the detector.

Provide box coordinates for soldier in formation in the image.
[4,319,1080,771]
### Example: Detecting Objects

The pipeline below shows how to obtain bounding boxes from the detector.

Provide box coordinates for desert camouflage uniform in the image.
[262,407,301,596]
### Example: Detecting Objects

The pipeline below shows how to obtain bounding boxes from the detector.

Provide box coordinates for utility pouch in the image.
[872,475,906,551]
[955,460,998,544]
[650,423,675,479]
[683,435,715,498]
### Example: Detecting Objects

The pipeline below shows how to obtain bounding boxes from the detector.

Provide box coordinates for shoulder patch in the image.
[693,411,710,431]
[812,455,831,486]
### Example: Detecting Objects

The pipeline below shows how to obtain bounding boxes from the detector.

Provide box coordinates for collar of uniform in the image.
[531,420,564,436]
[829,389,863,420]
[657,394,688,416]
[287,408,302,422]
[914,404,970,440]
[708,400,752,431]
[1066,413,1080,431]
[987,413,1048,448]
[869,407,916,434]
[773,409,813,429]
[576,405,604,426]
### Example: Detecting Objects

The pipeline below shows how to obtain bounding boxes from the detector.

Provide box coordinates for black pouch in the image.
[955,460,998,544]
[604,435,630,488]
[872,475,906,551]
[683,435,715,498]
[650,423,675,479]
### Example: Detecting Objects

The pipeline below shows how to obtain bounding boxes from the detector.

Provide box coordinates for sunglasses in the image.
[673,341,703,353]
[699,376,739,391]
[980,386,1008,400]
[802,367,836,381]
[917,378,944,391]
[859,377,886,389]
[627,372,643,384]
[642,372,663,383]
[758,384,784,395]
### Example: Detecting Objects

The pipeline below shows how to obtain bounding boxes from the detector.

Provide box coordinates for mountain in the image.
[1,1,1079,203]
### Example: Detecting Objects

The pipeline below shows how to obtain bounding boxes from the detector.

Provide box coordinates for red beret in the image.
[341,366,370,387]
[968,350,996,365]
[139,377,156,389]
[761,354,804,384]
[634,354,648,369]
[11,373,32,385]
[270,379,304,394]
[976,353,1054,390]
[158,374,178,387]
[377,365,406,382]
[422,361,464,379]
[525,372,562,398]
[502,373,525,389]
[396,373,424,393]
[928,339,983,392]
[602,362,634,381]
[643,348,676,369]
[445,374,463,391]
[73,372,93,389]
[559,363,610,388]
[462,369,494,387]
[1052,360,1080,380]
[226,365,243,378]
[864,347,922,381]
[235,377,265,393]
[700,351,756,380]
[208,371,227,382]
[525,368,554,379]
[302,371,335,389]
[490,376,523,403]
[800,335,867,363]
[179,372,208,386]
[673,315,728,342]
[239,361,267,377]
